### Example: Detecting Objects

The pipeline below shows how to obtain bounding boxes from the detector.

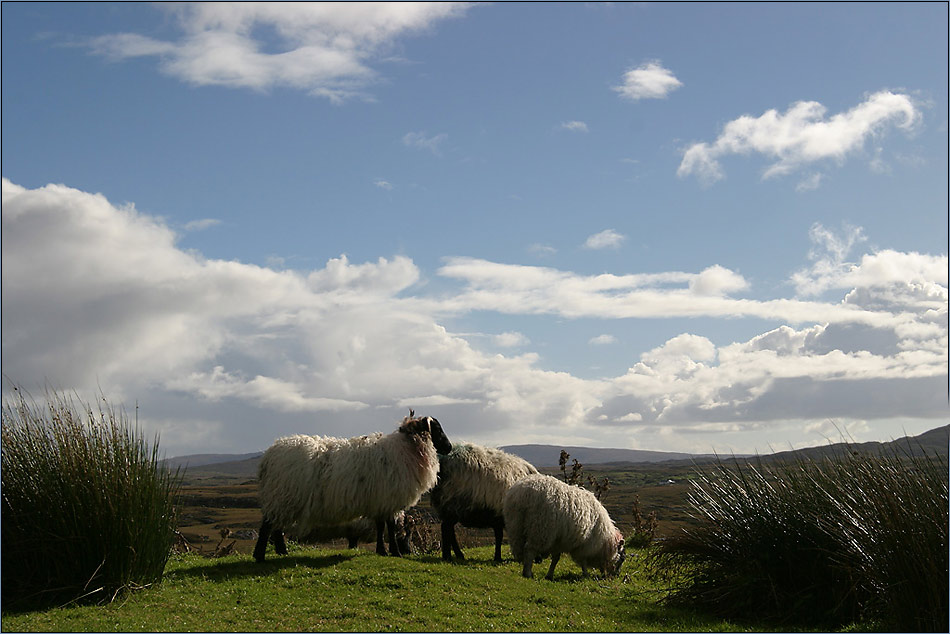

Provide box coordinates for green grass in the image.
[1,386,182,609]
[2,545,798,632]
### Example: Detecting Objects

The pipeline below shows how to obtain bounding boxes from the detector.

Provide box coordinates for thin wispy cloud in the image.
[583,229,625,250]
[528,243,557,257]
[678,91,920,184]
[402,131,448,156]
[613,60,683,101]
[795,173,823,192]
[183,218,222,232]
[559,120,589,133]
[88,3,472,102]
[374,179,394,190]
[493,331,530,348]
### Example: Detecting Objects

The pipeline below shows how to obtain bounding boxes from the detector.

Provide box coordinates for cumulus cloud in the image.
[613,60,683,101]
[589,334,617,346]
[793,222,947,299]
[88,2,471,102]
[678,91,920,184]
[583,229,625,250]
[2,178,945,456]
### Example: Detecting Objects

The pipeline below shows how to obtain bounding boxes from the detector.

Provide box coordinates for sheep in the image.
[291,512,410,553]
[253,413,451,562]
[430,442,538,563]
[503,473,625,580]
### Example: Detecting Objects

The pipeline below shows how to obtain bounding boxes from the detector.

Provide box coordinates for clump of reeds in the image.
[1,385,182,608]
[648,439,948,630]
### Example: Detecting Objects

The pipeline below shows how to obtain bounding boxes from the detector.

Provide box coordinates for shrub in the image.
[649,441,948,630]
[1,386,182,608]
[626,494,658,549]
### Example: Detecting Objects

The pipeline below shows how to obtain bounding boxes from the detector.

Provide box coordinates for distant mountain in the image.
[166,424,948,476]
[163,452,262,470]
[497,444,717,468]
[762,424,949,463]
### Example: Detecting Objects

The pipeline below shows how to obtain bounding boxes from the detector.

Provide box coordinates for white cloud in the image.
[589,334,617,346]
[795,172,823,192]
[493,331,530,348]
[528,243,557,257]
[2,179,945,456]
[613,60,683,101]
[793,223,948,300]
[374,179,393,190]
[396,395,482,408]
[88,3,471,102]
[184,218,222,231]
[559,120,589,133]
[583,229,625,250]
[402,131,448,155]
[688,264,749,297]
[678,91,920,184]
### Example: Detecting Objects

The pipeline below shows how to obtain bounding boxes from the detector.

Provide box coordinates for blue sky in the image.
[2,2,947,458]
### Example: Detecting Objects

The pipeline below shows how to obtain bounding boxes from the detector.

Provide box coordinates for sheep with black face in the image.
[253,413,451,561]
[430,443,538,562]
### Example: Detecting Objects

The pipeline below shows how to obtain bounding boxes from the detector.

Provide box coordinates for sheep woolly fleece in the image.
[433,443,538,515]
[504,473,624,577]
[257,429,439,530]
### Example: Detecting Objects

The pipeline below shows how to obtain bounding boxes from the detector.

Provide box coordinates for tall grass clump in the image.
[1,385,182,609]
[649,440,948,630]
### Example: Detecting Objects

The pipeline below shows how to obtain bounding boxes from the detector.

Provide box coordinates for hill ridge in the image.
[168,424,948,476]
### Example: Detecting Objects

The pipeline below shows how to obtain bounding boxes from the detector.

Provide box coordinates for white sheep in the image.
[253,413,451,561]
[430,443,538,562]
[503,473,625,580]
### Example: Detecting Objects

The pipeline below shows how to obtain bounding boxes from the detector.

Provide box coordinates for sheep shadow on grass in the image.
[166,552,356,583]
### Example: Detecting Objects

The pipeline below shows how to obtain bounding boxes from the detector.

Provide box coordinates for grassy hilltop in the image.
[2,545,787,633]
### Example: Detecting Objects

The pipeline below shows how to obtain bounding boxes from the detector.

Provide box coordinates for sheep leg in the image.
[386,518,403,557]
[440,520,458,561]
[272,529,288,555]
[254,519,272,563]
[521,550,534,578]
[545,553,561,581]
[492,521,504,563]
[375,519,388,556]
[451,528,465,560]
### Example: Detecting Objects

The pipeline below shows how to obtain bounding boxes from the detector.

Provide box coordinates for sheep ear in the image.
[409,408,414,419]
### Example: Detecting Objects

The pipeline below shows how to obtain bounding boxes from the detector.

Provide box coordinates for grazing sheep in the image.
[430,443,538,562]
[253,413,451,561]
[503,474,625,580]
[292,512,410,553]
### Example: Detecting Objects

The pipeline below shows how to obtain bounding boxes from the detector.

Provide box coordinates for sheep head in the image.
[607,532,626,576]
[399,414,452,455]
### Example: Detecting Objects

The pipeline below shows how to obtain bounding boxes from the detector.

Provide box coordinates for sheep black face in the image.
[428,417,452,455]
[611,538,627,576]
[400,415,452,455]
